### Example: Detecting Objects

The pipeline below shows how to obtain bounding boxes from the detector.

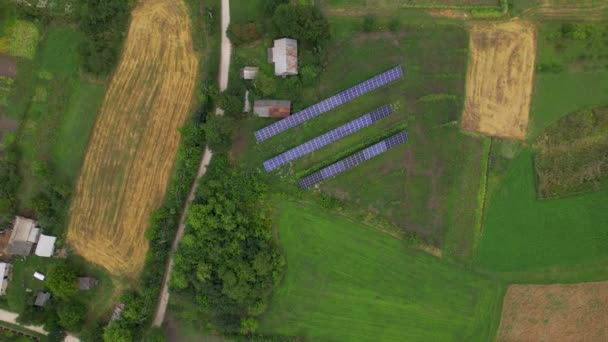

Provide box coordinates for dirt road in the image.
[153,0,232,326]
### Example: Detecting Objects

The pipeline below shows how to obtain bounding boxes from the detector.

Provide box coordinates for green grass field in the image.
[260,200,504,341]
[12,26,106,207]
[476,148,608,282]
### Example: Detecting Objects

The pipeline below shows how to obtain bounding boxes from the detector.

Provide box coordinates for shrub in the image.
[272,4,330,48]
[227,22,262,45]
[388,18,400,32]
[362,16,375,32]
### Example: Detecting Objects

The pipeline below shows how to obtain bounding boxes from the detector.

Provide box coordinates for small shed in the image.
[268,38,298,76]
[0,262,12,296]
[111,303,125,321]
[33,272,45,281]
[34,292,51,307]
[78,277,99,290]
[253,100,291,118]
[34,235,56,258]
[8,217,40,256]
[240,67,259,80]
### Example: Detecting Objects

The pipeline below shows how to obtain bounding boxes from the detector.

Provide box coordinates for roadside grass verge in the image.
[259,199,504,341]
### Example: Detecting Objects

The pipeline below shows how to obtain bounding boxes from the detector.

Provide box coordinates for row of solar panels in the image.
[255,66,404,142]
[263,104,393,172]
[256,65,407,188]
[299,132,408,189]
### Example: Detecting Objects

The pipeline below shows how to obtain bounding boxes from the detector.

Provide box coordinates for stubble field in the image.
[67,0,198,276]
[462,20,536,140]
[497,282,608,341]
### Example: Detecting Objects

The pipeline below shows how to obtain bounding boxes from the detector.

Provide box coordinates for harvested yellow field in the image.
[67,0,198,276]
[497,282,608,342]
[462,20,536,140]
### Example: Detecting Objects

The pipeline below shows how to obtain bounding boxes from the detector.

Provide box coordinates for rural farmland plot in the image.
[67,0,198,276]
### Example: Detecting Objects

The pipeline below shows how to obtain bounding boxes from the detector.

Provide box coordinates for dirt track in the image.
[462,20,536,140]
[66,0,198,276]
[498,282,608,342]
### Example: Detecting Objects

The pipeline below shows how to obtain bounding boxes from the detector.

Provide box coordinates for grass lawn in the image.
[5,257,61,313]
[259,200,504,341]
[475,148,608,282]
[233,21,486,248]
[5,20,40,60]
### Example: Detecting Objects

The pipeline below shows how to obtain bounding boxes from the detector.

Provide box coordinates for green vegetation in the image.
[260,200,503,341]
[171,156,284,334]
[476,149,608,282]
[79,0,133,75]
[534,106,608,198]
[6,20,39,60]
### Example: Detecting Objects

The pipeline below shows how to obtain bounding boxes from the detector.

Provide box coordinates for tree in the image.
[253,72,277,97]
[262,0,288,15]
[143,327,166,342]
[272,4,330,48]
[57,300,86,332]
[0,2,15,35]
[216,93,244,117]
[103,322,132,342]
[204,115,234,153]
[47,262,78,299]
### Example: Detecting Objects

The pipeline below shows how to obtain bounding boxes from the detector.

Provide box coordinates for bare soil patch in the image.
[497,282,608,342]
[462,20,537,140]
[66,0,198,277]
[0,54,17,79]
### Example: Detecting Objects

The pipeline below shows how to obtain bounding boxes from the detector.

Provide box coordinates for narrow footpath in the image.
[152,0,232,327]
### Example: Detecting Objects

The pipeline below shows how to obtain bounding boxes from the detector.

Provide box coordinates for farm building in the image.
[78,277,99,290]
[34,235,56,258]
[240,67,258,80]
[8,217,40,256]
[253,100,291,118]
[268,38,298,76]
[0,262,12,296]
[34,292,51,307]
[111,303,125,321]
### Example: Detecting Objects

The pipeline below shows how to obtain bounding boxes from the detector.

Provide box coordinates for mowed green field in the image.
[234,22,486,250]
[12,26,106,208]
[475,21,608,283]
[260,200,504,341]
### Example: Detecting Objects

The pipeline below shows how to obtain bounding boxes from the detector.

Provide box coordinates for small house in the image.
[240,67,259,80]
[34,234,56,258]
[253,100,291,118]
[268,38,298,76]
[0,262,12,296]
[78,277,99,290]
[34,292,51,307]
[8,217,40,256]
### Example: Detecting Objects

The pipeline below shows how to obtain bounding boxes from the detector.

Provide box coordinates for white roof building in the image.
[268,38,298,76]
[0,263,12,296]
[34,235,56,258]
[240,67,259,80]
[8,216,40,256]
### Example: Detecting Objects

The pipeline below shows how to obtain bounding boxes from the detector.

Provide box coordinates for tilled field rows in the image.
[67,0,198,276]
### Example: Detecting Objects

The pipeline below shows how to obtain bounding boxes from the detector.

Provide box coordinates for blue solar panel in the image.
[255,66,404,142]
[299,131,408,189]
[263,105,393,172]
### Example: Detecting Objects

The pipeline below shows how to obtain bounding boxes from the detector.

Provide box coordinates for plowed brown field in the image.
[462,20,536,140]
[497,282,608,342]
[66,0,198,276]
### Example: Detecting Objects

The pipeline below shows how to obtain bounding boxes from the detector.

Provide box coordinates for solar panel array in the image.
[254,66,404,142]
[299,131,408,189]
[263,105,393,172]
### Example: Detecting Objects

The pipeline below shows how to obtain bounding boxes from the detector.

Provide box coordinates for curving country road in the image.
[152,0,232,327]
